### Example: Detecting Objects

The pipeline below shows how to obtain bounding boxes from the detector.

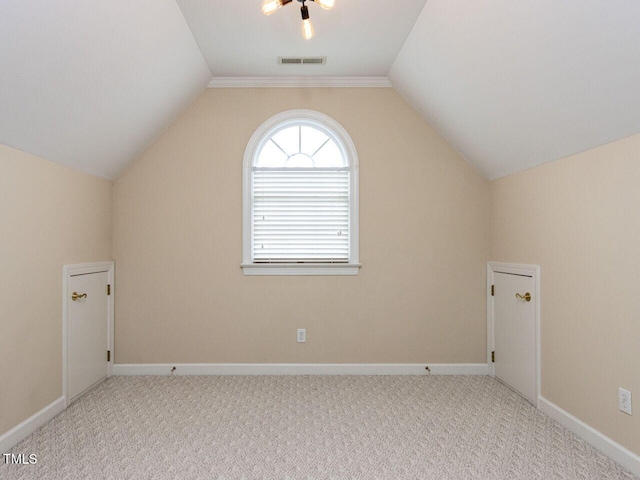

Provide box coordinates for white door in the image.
[494,271,536,404]
[68,271,109,403]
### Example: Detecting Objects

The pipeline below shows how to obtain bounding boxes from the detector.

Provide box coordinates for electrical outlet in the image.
[297,328,306,343]
[619,388,632,415]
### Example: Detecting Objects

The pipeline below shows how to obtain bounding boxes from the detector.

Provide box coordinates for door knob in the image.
[71,292,87,301]
[515,292,531,302]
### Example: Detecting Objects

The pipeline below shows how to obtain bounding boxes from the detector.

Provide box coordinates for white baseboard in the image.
[0,396,65,454]
[539,396,640,477]
[112,363,489,376]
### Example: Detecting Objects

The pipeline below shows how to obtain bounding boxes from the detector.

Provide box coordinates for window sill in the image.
[241,263,361,276]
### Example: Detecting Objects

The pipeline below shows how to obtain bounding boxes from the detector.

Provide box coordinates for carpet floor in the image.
[1,375,637,479]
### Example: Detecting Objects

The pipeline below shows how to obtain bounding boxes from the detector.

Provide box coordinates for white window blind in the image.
[242,110,359,275]
[252,168,350,263]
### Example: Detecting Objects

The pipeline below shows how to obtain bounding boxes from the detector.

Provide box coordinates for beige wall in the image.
[113,88,490,364]
[490,133,640,455]
[0,144,112,435]
[4,84,636,460]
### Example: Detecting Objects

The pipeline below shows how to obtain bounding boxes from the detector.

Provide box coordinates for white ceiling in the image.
[1,0,640,180]
[391,0,640,179]
[176,0,428,77]
[0,0,211,179]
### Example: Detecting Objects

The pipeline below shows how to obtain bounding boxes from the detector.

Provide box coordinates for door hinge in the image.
[107,284,111,295]
[107,350,111,362]
[491,351,495,363]
[491,285,494,296]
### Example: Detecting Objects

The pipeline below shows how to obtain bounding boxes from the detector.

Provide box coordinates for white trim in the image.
[539,397,640,476]
[208,76,393,88]
[242,109,359,275]
[112,363,489,376]
[62,261,115,409]
[487,261,541,407]
[0,397,65,454]
[241,263,361,276]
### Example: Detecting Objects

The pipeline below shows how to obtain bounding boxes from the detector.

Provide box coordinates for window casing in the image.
[242,110,359,275]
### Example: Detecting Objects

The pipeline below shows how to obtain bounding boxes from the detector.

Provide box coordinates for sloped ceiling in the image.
[0,0,211,179]
[390,0,640,179]
[1,0,639,180]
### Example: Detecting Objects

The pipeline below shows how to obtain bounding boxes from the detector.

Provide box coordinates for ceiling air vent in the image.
[278,56,327,65]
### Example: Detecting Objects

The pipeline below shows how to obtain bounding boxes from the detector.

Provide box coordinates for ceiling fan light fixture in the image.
[311,0,335,10]
[262,0,330,39]
[261,0,292,16]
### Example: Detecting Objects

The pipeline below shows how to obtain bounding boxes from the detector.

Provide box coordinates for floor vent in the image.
[279,56,327,65]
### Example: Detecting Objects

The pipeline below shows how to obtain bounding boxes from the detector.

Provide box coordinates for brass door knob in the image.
[515,292,531,302]
[71,292,87,301]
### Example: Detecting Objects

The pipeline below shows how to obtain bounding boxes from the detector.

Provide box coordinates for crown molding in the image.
[207,76,393,88]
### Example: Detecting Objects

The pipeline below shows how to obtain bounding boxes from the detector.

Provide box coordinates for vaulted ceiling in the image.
[2,0,639,180]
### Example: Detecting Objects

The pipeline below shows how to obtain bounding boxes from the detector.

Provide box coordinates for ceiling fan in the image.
[261,0,335,39]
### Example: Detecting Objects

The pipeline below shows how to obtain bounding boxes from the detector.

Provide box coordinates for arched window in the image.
[242,110,360,275]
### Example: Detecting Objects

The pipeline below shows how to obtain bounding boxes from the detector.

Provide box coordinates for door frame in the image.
[62,261,114,408]
[487,261,541,407]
